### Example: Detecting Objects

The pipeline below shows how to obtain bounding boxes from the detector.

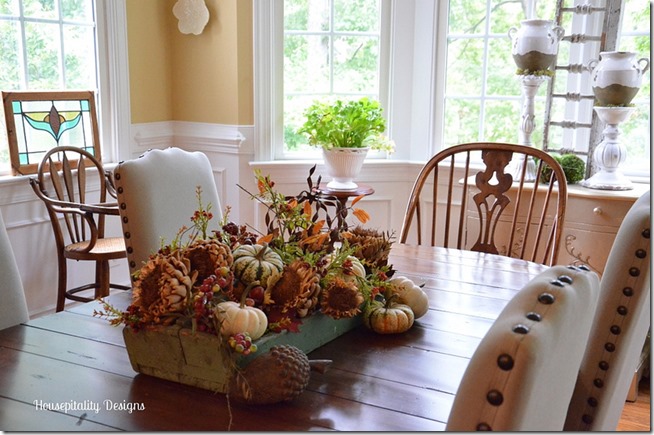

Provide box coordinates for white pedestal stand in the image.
[511,75,548,181]
[580,107,635,191]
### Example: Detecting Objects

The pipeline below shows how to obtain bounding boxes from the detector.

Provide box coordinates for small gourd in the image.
[232,244,284,287]
[215,282,268,340]
[363,294,415,334]
[388,275,429,319]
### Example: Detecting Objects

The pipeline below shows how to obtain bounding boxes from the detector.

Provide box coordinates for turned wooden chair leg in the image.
[95,260,111,299]
[56,256,67,312]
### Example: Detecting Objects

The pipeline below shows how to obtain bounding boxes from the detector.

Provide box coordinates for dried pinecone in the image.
[131,253,195,325]
[229,345,331,405]
[341,226,394,270]
[182,239,233,285]
[269,259,322,317]
[320,277,364,319]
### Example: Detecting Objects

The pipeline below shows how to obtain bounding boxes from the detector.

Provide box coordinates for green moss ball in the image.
[559,154,586,184]
[539,153,586,185]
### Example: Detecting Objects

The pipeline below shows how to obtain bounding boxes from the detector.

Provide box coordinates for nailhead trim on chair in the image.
[526,311,541,321]
[487,390,504,406]
[497,354,514,371]
[577,223,650,429]
[558,275,573,284]
[512,324,530,334]
[538,292,555,304]
[117,196,134,267]
[477,272,583,430]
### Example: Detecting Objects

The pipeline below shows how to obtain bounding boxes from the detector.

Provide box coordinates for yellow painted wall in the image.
[126,0,174,123]
[126,0,253,125]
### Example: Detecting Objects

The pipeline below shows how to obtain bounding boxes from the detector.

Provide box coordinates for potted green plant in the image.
[297,97,394,191]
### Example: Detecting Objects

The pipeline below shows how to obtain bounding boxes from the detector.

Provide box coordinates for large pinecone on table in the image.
[228,345,313,405]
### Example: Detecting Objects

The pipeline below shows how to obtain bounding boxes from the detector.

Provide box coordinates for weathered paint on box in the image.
[123,312,362,393]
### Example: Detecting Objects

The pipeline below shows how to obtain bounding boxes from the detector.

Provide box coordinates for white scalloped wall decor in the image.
[172,0,210,35]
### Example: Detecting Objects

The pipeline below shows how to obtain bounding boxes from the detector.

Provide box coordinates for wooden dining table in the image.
[0,243,548,431]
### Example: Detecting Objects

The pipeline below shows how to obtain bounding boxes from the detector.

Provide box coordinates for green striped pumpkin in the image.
[232,244,284,287]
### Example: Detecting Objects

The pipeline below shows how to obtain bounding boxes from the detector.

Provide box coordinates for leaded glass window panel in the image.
[2,91,100,175]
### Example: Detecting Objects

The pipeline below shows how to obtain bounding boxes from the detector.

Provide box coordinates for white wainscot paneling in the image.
[0,174,130,317]
[249,160,422,242]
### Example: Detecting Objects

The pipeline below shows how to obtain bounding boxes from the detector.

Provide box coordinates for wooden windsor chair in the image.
[399,142,568,266]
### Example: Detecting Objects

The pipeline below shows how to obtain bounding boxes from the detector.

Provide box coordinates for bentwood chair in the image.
[564,190,651,431]
[446,265,600,431]
[0,209,29,330]
[113,147,222,277]
[400,142,568,266]
[29,146,130,312]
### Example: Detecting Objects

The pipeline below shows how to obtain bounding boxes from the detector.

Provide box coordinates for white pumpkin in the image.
[388,275,429,319]
[214,300,268,340]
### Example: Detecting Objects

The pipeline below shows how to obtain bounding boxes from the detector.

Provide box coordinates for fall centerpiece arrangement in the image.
[96,166,426,405]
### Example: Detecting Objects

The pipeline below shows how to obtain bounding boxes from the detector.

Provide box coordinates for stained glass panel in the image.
[2,90,100,175]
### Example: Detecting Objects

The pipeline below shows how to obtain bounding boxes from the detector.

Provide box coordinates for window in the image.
[281,0,388,159]
[257,0,649,181]
[255,0,391,161]
[614,0,650,177]
[443,1,557,147]
[0,0,130,176]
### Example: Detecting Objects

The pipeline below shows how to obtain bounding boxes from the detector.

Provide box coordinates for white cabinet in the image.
[559,184,649,276]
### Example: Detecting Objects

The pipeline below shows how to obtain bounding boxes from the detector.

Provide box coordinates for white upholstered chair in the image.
[564,190,651,431]
[113,147,222,277]
[446,265,600,431]
[0,210,29,330]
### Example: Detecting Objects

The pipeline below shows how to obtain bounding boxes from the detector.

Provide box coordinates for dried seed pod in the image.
[228,345,331,405]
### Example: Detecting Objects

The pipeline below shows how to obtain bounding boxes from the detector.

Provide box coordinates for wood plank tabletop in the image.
[0,244,547,431]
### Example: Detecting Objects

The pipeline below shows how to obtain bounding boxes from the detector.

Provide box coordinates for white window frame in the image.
[0,0,130,175]
[255,0,649,181]
[280,0,391,160]
[254,0,443,163]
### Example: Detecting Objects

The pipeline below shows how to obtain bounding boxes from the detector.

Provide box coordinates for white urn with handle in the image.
[508,19,564,72]
[587,51,650,106]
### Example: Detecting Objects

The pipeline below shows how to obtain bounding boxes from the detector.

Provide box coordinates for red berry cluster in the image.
[123,304,145,332]
[216,222,258,249]
[193,276,217,332]
[191,266,235,333]
[315,257,329,277]
[228,332,258,355]
[191,209,213,223]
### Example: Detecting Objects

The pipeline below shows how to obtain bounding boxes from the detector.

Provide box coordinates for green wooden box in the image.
[123,313,361,393]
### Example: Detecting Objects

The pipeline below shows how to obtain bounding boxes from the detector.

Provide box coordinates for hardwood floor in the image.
[618,377,651,431]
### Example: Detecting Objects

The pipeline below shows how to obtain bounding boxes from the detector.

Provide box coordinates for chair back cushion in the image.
[446,265,600,431]
[564,190,651,431]
[114,148,222,275]
[0,210,29,330]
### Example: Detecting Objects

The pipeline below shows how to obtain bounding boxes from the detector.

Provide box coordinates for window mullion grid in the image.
[17,0,28,88]
[477,0,492,141]
[329,0,335,94]
[57,0,66,88]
